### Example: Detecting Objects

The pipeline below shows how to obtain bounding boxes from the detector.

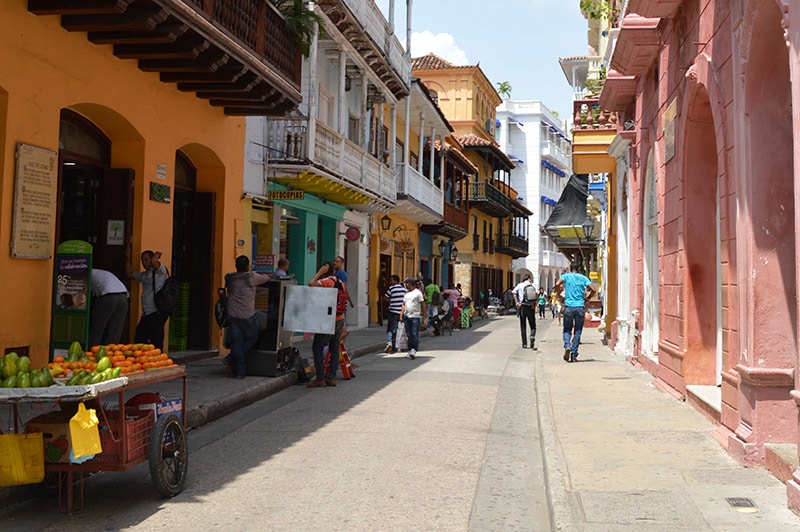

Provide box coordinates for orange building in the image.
[0,1,302,366]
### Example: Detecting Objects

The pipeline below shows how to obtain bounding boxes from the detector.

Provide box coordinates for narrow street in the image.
[4,316,550,531]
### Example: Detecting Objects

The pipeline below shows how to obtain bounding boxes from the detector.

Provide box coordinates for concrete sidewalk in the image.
[534,321,800,530]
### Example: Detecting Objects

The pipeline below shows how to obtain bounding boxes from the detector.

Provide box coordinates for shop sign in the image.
[268,189,304,201]
[11,143,57,259]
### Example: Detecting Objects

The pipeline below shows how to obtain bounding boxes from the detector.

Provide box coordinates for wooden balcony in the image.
[265,117,396,211]
[29,0,303,115]
[421,201,468,240]
[394,164,443,224]
[572,98,617,175]
[469,181,511,218]
[316,0,409,99]
[495,233,529,259]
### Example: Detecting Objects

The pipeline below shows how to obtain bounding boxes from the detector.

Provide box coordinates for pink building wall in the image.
[617,0,800,512]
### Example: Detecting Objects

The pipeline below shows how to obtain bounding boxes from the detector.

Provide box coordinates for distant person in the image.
[273,258,289,277]
[89,269,129,347]
[555,261,597,363]
[537,287,547,319]
[400,277,426,359]
[424,278,441,321]
[383,275,406,353]
[307,261,347,387]
[550,289,559,319]
[222,255,270,378]
[512,274,537,350]
[125,249,168,350]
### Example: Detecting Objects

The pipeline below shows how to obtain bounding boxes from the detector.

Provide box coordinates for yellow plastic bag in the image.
[69,403,102,460]
[0,432,45,487]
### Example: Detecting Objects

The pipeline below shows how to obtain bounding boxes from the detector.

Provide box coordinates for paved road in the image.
[4,315,550,531]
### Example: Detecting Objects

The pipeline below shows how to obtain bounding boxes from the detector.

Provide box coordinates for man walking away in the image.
[400,277,426,359]
[555,261,597,363]
[383,275,406,353]
[223,256,270,378]
[512,274,538,350]
[89,269,129,347]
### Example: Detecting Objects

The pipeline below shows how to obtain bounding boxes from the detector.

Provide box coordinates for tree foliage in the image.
[496,81,512,98]
[271,0,325,57]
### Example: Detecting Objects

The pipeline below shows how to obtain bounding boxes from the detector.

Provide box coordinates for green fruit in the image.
[32,373,45,388]
[111,367,122,379]
[66,370,86,386]
[90,372,104,384]
[96,357,112,373]
[41,367,53,386]
[2,356,17,379]
[78,372,92,385]
[17,373,31,388]
[2,375,17,388]
[96,346,108,359]
[17,356,31,373]
[6,352,19,364]
[67,341,83,362]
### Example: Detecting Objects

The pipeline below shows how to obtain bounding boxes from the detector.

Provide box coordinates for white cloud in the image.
[408,31,469,65]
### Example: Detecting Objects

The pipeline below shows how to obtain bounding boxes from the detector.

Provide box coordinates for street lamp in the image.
[581,215,595,241]
[380,215,392,231]
[450,245,459,262]
[437,240,446,257]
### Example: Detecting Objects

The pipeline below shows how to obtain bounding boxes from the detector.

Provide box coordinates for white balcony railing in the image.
[395,163,443,217]
[266,117,396,204]
[340,0,411,84]
[540,140,571,169]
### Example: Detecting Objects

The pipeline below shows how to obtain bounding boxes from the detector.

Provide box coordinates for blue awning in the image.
[509,154,524,164]
[541,160,566,177]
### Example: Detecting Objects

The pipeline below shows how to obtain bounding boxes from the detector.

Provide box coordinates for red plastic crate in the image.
[89,409,154,465]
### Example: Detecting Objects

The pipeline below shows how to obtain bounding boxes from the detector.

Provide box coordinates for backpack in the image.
[431,289,441,305]
[523,284,537,305]
[214,287,228,328]
[153,268,179,316]
[332,278,348,315]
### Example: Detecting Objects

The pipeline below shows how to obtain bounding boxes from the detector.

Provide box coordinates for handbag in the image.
[215,286,229,328]
[153,267,179,316]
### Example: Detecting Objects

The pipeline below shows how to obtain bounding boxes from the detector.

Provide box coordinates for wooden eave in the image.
[316,0,408,99]
[28,0,303,116]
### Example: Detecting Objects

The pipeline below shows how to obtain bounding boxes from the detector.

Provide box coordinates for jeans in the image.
[226,315,259,376]
[518,304,536,346]
[134,311,168,350]
[538,304,546,319]
[562,306,586,358]
[312,319,344,380]
[386,312,400,348]
[405,317,421,351]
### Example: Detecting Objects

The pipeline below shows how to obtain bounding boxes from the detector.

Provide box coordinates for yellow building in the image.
[413,54,527,304]
[0,1,302,366]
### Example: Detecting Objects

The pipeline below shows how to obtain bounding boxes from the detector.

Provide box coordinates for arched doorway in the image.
[170,150,215,351]
[56,109,135,339]
[642,151,659,360]
[683,86,719,385]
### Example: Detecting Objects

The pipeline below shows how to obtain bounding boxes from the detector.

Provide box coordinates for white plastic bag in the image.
[396,321,409,351]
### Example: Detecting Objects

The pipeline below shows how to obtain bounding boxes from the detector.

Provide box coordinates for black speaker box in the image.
[244,347,292,377]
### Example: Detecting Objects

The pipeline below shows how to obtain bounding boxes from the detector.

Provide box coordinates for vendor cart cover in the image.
[544,174,589,228]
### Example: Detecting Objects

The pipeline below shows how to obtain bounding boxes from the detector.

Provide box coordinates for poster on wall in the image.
[11,143,57,259]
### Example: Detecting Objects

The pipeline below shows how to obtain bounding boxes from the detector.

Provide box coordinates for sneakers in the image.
[325,378,336,387]
[307,379,326,388]
[530,338,537,351]
[406,349,417,360]
[522,344,528,348]
[570,355,578,363]
[563,348,571,362]
[384,343,392,353]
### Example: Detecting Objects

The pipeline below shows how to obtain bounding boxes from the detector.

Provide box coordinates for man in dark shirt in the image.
[222,255,270,378]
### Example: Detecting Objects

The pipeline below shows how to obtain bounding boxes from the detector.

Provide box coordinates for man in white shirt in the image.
[125,249,168,350]
[512,274,537,350]
[400,277,426,359]
[89,269,129,347]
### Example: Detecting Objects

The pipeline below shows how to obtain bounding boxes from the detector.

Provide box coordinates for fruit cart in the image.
[0,365,188,513]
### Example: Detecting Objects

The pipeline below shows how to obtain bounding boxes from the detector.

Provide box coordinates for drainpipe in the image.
[306,2,319,159]
[338,48,347,135]
[418,112,425,174]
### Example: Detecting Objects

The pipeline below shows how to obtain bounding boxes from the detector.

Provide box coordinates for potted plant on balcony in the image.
[271,0,325,56]
[579,0,617,21]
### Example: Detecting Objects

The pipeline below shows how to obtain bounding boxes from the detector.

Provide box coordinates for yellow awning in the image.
[270,170,372,205]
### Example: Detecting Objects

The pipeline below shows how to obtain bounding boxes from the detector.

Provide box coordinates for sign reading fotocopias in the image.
[12,143,57,259]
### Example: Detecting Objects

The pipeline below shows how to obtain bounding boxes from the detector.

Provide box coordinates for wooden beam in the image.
[28,0,132,15]
[113,34,210,59]
[88,22,188,44]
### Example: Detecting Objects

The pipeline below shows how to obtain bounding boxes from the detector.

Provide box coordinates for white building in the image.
[496,100,572,290]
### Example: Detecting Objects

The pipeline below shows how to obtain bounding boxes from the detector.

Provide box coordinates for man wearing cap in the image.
[400,277,426,359]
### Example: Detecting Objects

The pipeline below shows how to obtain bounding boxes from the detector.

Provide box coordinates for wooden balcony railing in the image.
[469,181,511,218]
[495,233,529,258]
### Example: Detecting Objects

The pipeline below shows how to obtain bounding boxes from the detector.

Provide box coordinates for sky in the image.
[374,0,589,122]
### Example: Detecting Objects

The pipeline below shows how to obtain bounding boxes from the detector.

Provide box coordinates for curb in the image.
[534,341,577,531]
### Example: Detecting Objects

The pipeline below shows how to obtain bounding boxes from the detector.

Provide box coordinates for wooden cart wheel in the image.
[148,413,188,497]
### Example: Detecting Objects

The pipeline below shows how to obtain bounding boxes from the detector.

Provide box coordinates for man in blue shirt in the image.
[555,261,597,363]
